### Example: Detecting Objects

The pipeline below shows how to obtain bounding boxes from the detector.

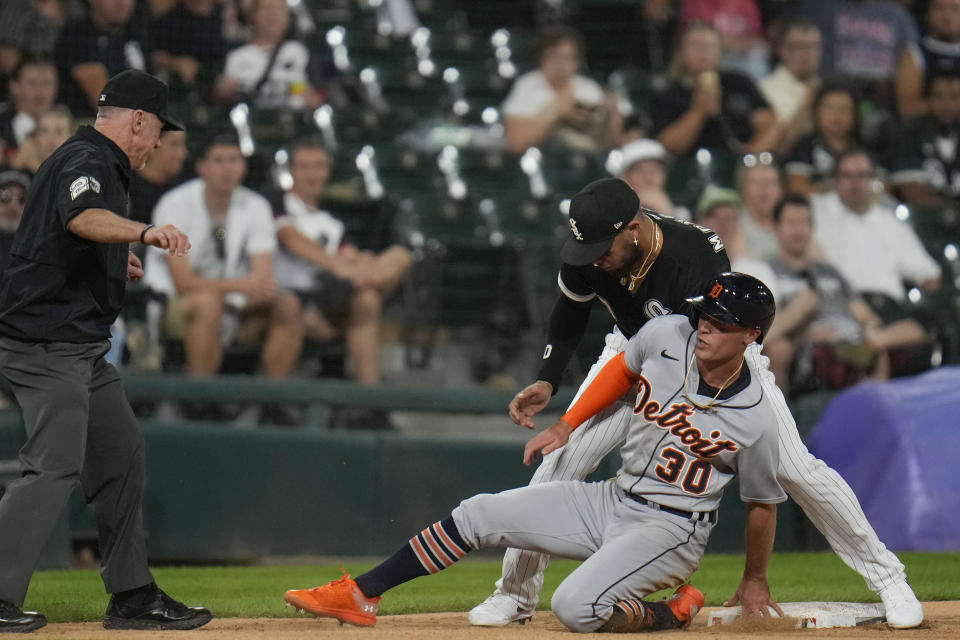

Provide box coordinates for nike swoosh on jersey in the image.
[661,349,679,361]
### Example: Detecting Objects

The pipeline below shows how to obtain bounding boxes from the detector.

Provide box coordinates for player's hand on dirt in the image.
[126,251,144,282]
[724,577,783,617]
[523,420,573,466]
[509,380,554,429]
[144,224,190,257]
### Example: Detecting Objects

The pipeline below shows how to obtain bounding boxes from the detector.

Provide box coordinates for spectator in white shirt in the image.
[811,148,941,306]
[502,24,623,155]
[273,138,411,389]
[143,134,304,380]
[213,0,320,110]
[759,17,822,157]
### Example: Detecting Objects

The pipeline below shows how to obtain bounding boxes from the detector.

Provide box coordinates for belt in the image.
[626,493,717,524]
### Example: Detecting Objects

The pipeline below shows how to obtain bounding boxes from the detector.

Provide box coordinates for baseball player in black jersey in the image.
[0,70,210,632]
[469,178,922,629]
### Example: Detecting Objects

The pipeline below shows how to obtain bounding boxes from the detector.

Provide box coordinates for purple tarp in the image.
[807,366,960,551]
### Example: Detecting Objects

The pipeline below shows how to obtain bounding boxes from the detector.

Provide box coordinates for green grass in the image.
[24,552,960,623]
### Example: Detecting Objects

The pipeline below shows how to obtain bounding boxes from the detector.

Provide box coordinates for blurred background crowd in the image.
[0,0,958,429]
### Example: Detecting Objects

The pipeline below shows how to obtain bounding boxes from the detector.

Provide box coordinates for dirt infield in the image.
[26,601,960,639]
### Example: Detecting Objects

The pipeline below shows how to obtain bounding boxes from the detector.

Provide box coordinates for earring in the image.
[633,236,639,246]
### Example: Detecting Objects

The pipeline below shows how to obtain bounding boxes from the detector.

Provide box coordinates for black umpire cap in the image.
[561,178,639,266]
[97,70,184,132]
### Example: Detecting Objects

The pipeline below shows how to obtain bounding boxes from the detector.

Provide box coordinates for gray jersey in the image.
[618,316,786,512]
[768,258,862,342]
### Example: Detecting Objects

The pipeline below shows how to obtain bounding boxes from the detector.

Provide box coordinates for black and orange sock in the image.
[354,516,471,598]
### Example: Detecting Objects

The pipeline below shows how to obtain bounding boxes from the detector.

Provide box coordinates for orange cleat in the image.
[284,571,380,627]
[664,584,705,629]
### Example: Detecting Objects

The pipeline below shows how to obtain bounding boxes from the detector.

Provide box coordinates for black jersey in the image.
[537,212,730,387]
[651,71,770,155]
[0,126,132,343]
[890,116,960,199]
[916,36,960,81]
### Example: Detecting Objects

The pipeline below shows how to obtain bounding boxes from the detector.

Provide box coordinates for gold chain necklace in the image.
[681,353,744,410]
[621,221,662,293]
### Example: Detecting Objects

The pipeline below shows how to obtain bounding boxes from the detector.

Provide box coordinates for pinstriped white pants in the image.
[495,330,906,612]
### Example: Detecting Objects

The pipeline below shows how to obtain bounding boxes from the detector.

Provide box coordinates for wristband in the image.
[140,224,154,244]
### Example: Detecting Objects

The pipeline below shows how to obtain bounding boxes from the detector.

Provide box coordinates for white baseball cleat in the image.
[879,582,923,629]
[468,593,534,626]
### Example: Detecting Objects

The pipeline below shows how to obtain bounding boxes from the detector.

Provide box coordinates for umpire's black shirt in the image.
[0,126,131,343]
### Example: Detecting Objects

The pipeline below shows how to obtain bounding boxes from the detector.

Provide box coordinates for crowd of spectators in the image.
[0,0,956,416]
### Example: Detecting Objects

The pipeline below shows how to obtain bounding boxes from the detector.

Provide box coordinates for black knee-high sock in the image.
[354,516,471,598]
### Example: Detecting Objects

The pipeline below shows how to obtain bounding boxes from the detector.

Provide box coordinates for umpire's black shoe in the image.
[102,584,212,631]
[0,600,47,633]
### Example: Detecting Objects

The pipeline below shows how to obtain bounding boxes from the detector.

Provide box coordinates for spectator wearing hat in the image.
[609,138,690,219]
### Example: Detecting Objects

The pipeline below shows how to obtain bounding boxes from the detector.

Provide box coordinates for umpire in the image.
[0,70,209,632]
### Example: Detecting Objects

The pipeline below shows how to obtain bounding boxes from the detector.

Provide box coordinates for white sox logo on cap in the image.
[569,218,584,241]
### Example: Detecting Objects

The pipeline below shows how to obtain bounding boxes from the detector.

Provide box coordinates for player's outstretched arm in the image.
[523,421,573,465]
[508,380,554,429]
[724,502,783,617]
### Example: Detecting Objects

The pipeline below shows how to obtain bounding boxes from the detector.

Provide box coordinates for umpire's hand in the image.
[144,224,190,257]
[126,251,144,281]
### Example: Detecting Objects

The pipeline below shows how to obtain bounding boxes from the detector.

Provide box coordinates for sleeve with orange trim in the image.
[560,352,640,430]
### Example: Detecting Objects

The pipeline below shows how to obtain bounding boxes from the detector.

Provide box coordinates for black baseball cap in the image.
[561,178,640,266]
[97,69,184,132]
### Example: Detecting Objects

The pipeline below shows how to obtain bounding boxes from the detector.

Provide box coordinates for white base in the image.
[707,602,886,629]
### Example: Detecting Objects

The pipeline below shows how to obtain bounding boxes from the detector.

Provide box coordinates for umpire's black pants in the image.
[0,337,153,606]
